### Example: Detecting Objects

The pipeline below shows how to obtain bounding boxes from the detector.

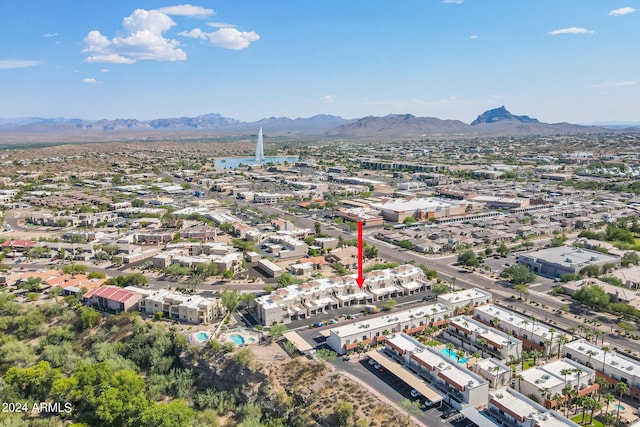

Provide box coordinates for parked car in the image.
[368,358,376,366]
[373,363,381,370]
[410,389,421,398]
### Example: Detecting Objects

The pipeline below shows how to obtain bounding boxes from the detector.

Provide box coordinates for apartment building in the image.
[385,333,489,410]
[474,304,567,354]
[563,339,640,398]
[83,286,143,313]
[139,290,222,324]
[518,358,597,408]
[442,315,522,362]
[255,265,429,325]
[483,387,580,427]
[264,235,308,259]
[438,288,493,313]
[327,303,451,354]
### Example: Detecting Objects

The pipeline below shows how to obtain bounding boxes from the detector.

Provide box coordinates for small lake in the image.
[215,156,299,169]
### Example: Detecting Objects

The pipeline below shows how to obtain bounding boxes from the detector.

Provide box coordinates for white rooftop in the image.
[330,303,450,337]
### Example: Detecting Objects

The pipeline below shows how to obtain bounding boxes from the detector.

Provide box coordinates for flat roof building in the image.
[437,288,493,312]
[385,333,489,410]
[518,246,620,280]
[518,358,597,409]
[563,339,640,398]
[327,303,451,355]
[443,315,522,362]
[474,304,568,355]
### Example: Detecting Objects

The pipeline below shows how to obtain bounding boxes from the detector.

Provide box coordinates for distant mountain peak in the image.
[471,106,539,125]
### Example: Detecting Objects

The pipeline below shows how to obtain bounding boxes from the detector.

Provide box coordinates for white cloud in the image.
[43,32,58,38]
[178,27,259,50]
[548,27,594,35]
[609,7,637,16]
[82,77,101,84]
[591,80,638,88]
[322,95,336,103]
[0,59,42,70]
[83,9,186,63]
[156,4,214,17]
[207,22,236,28]
[100,68,110,73]
[470,35,479,39]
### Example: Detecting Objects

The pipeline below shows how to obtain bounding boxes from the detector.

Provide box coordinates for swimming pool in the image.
[196,332,210,341]
[440,347,468,364]
[614,404,626,411]
[230,334,245,345]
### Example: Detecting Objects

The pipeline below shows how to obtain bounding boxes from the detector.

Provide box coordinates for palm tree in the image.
[615,382,629,425]
[574,368,584,390]
[557,335,570,359]
[589,399,602,424]
[529,350,543,366]
[522,320,530,339]
[552,392,563,411]
[562,385,573,417]
[547,328,556,360]
[603,413,616,427]
[603,392,615,414]
[456,349,466,363]
[569,388,579,415]
[492,365,502,385]
[515,374,524,392]
[578,395,589,424]
[561,368,573,387]
[595,377,608,401]
[521,350,529,371]
[586,349,597,368]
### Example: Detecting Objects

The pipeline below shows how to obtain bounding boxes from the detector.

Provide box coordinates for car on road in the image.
[410,389,421,398]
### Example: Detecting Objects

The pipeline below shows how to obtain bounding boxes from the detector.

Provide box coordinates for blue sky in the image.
[1,1,639,124]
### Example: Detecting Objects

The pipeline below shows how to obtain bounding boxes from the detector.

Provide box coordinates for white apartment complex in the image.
[139,289,223,324]
[255,264,429,325]
[474,304,567,355]
[438,288,493,313]
[564,339,640,398]
[327,303,451,354]
[442,315,522,362]
[483,387,581,427]
[518,358,597,409]
[385,333,489,410]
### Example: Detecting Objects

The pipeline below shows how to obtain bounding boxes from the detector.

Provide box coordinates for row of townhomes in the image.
[83,285,223,324]
[474,304,567,356]
[442,315,523,362]
[564,339,640,400]
[326,288,492,355]
[327,302,451,354]
[384,333,490,410]
[255,264,430,325]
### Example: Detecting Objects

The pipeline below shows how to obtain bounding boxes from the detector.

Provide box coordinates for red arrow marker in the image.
[356,221,365,289]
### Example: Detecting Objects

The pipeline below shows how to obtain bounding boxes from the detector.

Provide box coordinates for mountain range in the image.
[0,107,637,138]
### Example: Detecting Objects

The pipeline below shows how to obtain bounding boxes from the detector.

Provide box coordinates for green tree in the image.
[497,243,510,256]
[458,250,479,267]
[622,251,639,267]
[573,284,610,309]
[80,307,101,329]
[334,400,355,427]
[62,263,89,275]
[221,290,241,314]
[269,324,288,338]
[230,348,255,370]
[502,264,536,285]
[514,284,530,300]
[397,399,422,427]
[141,399,195,427]
[579,265,601,278]
[95,370,150,427]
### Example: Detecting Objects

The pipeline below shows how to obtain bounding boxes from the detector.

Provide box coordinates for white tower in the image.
[255,127,264,162]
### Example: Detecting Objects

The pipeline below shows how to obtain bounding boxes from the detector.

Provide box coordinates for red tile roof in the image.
[83,285,141,303]
[1,240,37,248]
